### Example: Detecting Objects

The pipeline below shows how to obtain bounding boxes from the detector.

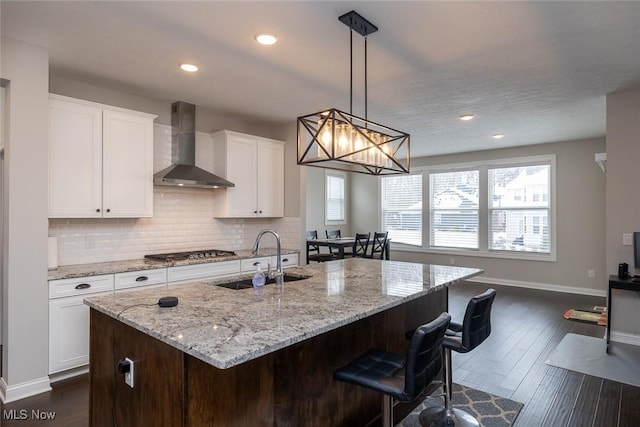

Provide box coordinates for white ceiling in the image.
[3,1,640,158]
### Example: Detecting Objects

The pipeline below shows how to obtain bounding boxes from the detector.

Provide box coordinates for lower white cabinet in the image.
[49,291,110,374]
[48,274,114,375]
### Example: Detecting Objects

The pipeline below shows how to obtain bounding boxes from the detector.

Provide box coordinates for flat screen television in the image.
[634,232,640,270]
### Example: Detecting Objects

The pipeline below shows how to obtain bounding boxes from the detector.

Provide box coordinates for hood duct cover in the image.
[154,101,234,189]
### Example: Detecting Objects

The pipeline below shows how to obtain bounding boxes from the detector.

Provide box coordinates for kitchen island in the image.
[86,258,482,427]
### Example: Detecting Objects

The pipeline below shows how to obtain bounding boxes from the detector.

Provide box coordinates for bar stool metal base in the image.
[418,406,480,427]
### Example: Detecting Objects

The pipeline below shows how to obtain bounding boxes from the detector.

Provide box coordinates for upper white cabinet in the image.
[48,94,156,218]
[211,130,284,218]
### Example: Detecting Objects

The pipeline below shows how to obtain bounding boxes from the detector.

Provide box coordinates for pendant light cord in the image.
[350,28,353,116]
[365,36,368,122]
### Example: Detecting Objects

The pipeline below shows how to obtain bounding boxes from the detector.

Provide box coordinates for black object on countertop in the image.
[158,296,179,307]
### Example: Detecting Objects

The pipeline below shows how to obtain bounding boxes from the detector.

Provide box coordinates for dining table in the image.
[305,237,390,264]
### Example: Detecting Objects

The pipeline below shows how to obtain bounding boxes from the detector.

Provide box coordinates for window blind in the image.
[488,165,550,253]
[326,174,345,221]
[381,174,422,246]
[429,170,479,249]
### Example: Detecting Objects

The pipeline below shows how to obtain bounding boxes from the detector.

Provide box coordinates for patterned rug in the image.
[397,383,523,427]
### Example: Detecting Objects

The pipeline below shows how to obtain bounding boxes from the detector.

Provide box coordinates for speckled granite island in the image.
[86,258,482,427]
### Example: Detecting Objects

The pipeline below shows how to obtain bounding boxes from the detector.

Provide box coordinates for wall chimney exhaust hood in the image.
[154,101,234,189]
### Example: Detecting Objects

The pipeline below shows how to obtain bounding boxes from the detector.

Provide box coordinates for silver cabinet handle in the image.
[75,283,91,290]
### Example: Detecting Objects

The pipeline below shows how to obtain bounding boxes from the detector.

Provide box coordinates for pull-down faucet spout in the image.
[251,229,283,286]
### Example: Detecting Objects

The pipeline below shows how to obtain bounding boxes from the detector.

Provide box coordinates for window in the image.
[378,155,555,260]
[326,171,345,223]
[381,174,422,246]
[429,170,479,249]
[488,164,550,253]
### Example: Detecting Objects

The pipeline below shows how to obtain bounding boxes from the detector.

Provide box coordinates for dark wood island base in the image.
[89,289,446,427]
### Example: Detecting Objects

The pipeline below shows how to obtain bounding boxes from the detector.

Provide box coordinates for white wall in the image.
[606,88,640,343]
[347,137,607,295]
[1,38,52,402]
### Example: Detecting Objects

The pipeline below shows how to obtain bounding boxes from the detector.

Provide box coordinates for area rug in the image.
[397,383,523,427]
[546,333,640,388]
[563,305,607,325]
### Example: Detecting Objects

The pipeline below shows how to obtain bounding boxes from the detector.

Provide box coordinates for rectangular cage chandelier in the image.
[297,11,410,176]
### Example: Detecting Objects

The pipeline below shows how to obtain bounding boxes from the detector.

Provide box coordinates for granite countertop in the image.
[48,248,299,281]
[84,258,482,369]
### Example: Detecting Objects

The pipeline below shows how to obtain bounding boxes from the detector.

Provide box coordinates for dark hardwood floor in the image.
[1,281,637,426]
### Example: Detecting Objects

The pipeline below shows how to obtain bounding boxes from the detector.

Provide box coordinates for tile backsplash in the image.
[48,124,300,266]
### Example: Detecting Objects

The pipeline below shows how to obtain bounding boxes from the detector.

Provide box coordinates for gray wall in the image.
[1,38,51,399]
[349,137,607,294]
[606,88,640,341]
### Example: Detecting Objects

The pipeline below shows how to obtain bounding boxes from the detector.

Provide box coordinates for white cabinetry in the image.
[48,274,113,374]
[167,260,241,285]
[115,268,167,292]
[48,94,156,218]
[212,130,284,218]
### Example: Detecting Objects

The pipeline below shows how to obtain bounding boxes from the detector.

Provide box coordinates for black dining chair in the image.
[334,312,452,427]
[364,231,388,260]
[306,230,335,263]
[325,229,342,257]
[349,232,370,257]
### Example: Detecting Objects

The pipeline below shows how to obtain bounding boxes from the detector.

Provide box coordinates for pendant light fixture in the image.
[297,10,410,175]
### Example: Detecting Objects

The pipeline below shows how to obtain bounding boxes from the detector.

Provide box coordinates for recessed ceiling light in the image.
[459,114,474,121]
[493,134,505,139]
[179,63,199,72]
[255,34,278,46]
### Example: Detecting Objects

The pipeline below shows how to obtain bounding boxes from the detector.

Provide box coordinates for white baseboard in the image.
[49,365,88,383]
[0,376,51,404]
[610,331,640,347]
[467,276,606,297]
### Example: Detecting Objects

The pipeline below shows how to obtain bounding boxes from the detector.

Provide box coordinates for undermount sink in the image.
[212,273,310,290]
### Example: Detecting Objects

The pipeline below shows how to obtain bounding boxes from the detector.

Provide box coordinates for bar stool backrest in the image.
[403,312,451,399]
[459,288,496,352]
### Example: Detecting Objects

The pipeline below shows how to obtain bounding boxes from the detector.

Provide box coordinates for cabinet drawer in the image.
[241,257,271,272]
[167,260,241,284]
[279,253,299,268]
[49,274,114,299]
[115,268,167,291]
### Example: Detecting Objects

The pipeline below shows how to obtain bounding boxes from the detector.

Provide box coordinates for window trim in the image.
[325,170,347,226]
[378,155,557,262]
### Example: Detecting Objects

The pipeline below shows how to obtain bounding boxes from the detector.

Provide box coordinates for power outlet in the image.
[588,269,595,278]
[449,258,456,265]
[124,357,134,388]
[623,233,633,246]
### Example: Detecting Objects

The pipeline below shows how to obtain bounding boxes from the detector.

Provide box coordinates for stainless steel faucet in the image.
[252,229,283,286]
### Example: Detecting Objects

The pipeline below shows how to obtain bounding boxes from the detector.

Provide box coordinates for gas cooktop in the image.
[144,249,237,262]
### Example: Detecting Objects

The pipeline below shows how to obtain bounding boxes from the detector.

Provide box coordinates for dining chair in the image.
[364,231,388,260]
[325,230,342,257]
[350,232,371,257]
[307,230,335,262]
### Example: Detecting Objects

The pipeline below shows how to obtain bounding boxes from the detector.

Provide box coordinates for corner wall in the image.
[606,88,640,343]
[1,38,51,402]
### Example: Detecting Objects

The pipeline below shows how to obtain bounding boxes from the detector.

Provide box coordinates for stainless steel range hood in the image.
[154,101,234,189]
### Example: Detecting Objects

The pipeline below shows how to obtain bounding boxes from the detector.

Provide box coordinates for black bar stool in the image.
[334,312,451,427]
[419,288,496,427]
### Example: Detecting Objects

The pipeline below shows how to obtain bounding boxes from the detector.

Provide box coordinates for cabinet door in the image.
[102,109,154,217]
[257,141,284,217]
[225,134,258,217]
[49,292,110,374]
[49,98,102,218]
